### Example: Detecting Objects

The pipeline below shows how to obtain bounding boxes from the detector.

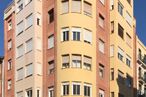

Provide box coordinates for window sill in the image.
[17,31,23,37]
[25,50,33,55]
[25,1,32,7]
[25,25,33,31]
[25,74,33,78]
[16,55,23,59]
[48,47,54,50]
[16,79,23,82]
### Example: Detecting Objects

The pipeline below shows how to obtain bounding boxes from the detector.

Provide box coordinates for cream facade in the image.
[110,0,135,97]
[13,0,43,97]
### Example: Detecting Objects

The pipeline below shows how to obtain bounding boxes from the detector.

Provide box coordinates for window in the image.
[26,14,33,29]
[17,68,24,81]
[26,89,32,97]
[48,35,54,49]
[37,13,41,26]
[100,0,105,5]
[84,84,91,97]
[37,89,40,97]
[126,74,132,88]
[48,60,54,74]
[111,92,114,97]
[83,29,92,44]
[48,9,54,23]
[62,82,69,96]
[126,33,131,47]
[72,27,81,41]
[8,59,12,70]
[118,70,124,83]
[25,0,32,5]
[26,63,33,77]
[8,39,12,50]
[26,38,33,53]
[8,20,12,30]
[17,91,23,97]
[71,0,81,13]
[99,39,105,53]
[17,44,24,58]
[118,24,124,39]
[111,21,114,33]
[99,64,104,78]
[110,45,114,57]
[118,47,124,62]
[83,56,92,70]
[118,2,123,16]
[72,82,80,95]
[48,87,54,97]
[84,1,92,16]
[126,11,132,26]
[8,79,12,90]
[99,89,105,97]
[110,0,114,10]
[127,0,131,5]
[62,0,69,14]
[99,14,105,28]
[17,0,23,13]
[126,55,131,67]
[17,21,24,35]
[61,28,69,41]
[62,55,70,68]
[110,68,114,80]
[72,54,81,68]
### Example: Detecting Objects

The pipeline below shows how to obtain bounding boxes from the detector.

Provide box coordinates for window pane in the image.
[26,38,33,53]
[26,63,33,77]
[26,14,33,29]
[83,29,92,44]
[48,35,54,49]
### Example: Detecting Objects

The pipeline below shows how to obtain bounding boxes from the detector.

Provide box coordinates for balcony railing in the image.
[138,54,146,65]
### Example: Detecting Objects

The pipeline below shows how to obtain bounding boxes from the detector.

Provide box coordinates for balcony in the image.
[138,74,146,84]
[138,54,146,68]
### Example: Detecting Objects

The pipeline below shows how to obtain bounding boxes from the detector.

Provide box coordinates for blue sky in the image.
[0,0,146,56]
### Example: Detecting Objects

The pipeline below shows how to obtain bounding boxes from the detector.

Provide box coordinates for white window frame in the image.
[72,54,81,68]
[26,63,33,77]
[100,0,105,5]
[26,88,32,97]
[8,80,12,90]
[72,82,81,95]
[8,20,12,30]
[61,28,69,41]
[61,82,70,96]
[99,89,105,97]
[99,39,105,53]
[25,13,33,29]
[25,38,33,53]
[71,27,81,41]
[84,83,92,97]
[17,21,24,35]
[48,87,54,97]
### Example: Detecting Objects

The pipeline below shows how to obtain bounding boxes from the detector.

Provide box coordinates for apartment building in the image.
[4,2,15,97]
[136,37,146,97]
[110,0,136,97]
[4,0,110,97]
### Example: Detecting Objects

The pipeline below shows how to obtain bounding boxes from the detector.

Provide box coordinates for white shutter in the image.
[71,0,81,13]
[62,55,69,63]
[126,12,132,26]
[62,0,69,13]
[26,63,33,76]
[99,40,104,53]
[17,91,23,97]
[84,1,92,15]
[17,44,24,57]
[83,29,92,43]
[84,56,92,64]
[8,40,12,50]
[48,35,54,49]
[26,14,33,28]
[17,68,23,80]
[17,21,24,35]
[26,38,33,52]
